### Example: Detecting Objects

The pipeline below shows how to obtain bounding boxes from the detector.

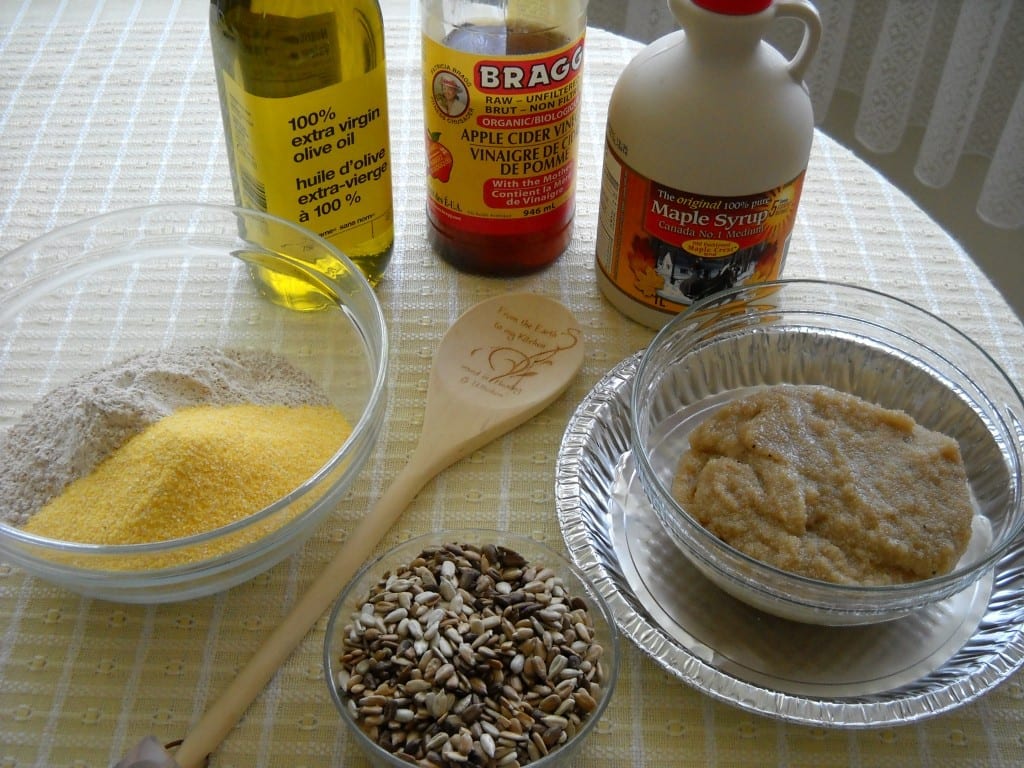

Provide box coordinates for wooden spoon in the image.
[171,292,584,768]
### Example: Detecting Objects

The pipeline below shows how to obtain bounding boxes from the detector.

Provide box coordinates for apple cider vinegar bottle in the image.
[421,0,588,275]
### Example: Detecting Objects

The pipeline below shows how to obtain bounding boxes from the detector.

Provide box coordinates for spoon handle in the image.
[173,448,439,768]
[170,292,584,768]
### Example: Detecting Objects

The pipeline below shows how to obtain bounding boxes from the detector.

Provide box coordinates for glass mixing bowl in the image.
[324,528,620,767]
[631,279,1024,625]
[0,204,388,602]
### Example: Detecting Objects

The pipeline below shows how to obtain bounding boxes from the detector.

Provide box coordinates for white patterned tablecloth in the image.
[2,2,1024,767]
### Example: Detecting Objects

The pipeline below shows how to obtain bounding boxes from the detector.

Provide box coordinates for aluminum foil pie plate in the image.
[555,352,1024,727]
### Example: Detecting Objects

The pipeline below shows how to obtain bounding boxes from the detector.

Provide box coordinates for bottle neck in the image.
[671,0,773,58]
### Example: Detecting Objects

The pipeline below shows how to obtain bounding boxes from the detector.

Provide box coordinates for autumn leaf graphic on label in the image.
[627,235,655,275]
[627,235,664,297]
[634,266,664,298]
[426,131,453,182]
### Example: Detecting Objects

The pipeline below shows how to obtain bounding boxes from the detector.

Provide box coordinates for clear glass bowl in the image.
[0,204,388,603]
[324,529,620,767]
[631,280,1024,625]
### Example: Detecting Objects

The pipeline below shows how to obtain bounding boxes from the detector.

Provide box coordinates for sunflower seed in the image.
[335,541,608,767]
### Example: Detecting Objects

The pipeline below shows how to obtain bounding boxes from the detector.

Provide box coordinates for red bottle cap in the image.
[692,0,772,14]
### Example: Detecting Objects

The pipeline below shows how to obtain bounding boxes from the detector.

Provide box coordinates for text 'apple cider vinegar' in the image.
[422,0,588,275]
[595,0,821,328]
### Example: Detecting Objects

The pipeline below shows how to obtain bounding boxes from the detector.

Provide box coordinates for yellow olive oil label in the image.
[221,65,393,251]
[422,32,584,236]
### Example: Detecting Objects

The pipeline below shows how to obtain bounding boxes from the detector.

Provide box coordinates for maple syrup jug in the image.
[421,0,588,275]
[595,0,821,328]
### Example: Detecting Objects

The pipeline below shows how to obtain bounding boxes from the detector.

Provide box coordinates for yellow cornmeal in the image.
[672,384,974,586]
[24,404,351,557]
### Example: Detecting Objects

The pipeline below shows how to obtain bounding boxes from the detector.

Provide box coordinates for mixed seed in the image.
[335,541,608,767]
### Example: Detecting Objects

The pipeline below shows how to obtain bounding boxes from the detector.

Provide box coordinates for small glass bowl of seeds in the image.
[324,529,620,767]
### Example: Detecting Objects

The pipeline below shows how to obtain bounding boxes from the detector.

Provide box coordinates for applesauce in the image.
[672,384,974,586]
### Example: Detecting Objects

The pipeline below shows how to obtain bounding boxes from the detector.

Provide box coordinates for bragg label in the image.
[596,141,805,316]
[422,32,584,237]
[474,42,585,93]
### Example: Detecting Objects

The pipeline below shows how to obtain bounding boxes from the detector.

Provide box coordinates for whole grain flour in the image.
[0,347,330,527]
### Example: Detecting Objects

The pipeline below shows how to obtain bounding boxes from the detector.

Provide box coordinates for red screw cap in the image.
[691,0,773,14]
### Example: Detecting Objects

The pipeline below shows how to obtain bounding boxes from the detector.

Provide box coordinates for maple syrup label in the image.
[422,32,584,236]
[596,142,805,316]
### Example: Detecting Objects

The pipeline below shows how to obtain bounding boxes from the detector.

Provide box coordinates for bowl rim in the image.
[322,527,621,766]
[0,203,390,569]
[630,278,1024,602]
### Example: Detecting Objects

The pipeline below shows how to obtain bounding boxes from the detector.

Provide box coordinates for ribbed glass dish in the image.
[630,280,1023,626]
[0,204,388,602]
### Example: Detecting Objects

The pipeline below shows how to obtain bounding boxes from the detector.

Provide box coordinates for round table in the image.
[1,2,1023,766]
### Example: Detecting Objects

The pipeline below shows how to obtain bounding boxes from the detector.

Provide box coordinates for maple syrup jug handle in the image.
[774,0,822,83]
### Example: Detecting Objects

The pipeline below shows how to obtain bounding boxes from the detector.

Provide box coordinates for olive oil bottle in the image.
[210,0,393,302]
